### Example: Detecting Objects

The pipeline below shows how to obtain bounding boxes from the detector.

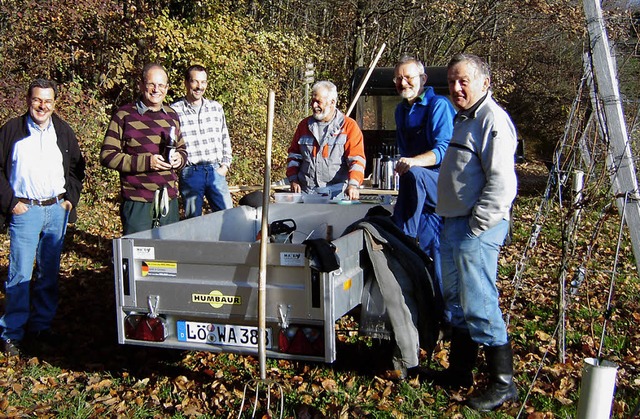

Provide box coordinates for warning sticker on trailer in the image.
[141,261,177,277]
[280,252,305,266]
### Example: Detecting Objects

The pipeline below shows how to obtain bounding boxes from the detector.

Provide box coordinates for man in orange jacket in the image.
[286,80,365,200]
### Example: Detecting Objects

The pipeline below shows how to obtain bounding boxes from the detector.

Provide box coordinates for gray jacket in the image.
[436,93,517,236]
[345,215,442,369]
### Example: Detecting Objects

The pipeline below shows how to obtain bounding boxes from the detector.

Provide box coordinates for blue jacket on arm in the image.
[395,86,455,166]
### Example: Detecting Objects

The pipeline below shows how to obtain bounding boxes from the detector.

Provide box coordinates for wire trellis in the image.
[508,44,639,414]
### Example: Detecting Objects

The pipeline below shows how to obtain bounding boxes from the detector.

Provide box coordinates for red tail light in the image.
[124,314,168,342]
[279,325,324,356]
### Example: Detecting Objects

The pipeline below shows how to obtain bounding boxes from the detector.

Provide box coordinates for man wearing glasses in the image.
[0,79,85,356]
[391,56,456,303]
[101,63,187,234]
[171,65,233,218]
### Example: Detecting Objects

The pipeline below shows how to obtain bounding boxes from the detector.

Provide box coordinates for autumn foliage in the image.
[1,0,640,417]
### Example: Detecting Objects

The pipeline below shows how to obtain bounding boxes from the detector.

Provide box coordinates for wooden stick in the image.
[345,43,386,117]
[258,90,275,380]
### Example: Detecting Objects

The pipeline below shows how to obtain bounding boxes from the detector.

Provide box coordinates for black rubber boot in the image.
[418,327,479,389]
[467,341,518,411]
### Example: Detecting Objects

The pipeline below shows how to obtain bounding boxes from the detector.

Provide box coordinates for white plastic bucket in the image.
[576,357,618,419]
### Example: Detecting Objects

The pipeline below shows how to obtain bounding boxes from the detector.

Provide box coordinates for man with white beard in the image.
[286,80,365,200]
[391,56,456,302]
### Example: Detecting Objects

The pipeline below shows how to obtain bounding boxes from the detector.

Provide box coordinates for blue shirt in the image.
[395,86,456,167]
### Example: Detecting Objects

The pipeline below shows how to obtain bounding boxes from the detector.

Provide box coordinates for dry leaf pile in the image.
[1,160,638,418]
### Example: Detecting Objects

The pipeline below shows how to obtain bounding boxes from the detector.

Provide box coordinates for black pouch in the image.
[302,238,340,272]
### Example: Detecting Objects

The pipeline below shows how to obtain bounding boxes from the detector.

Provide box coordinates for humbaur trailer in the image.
[113,202,381,363]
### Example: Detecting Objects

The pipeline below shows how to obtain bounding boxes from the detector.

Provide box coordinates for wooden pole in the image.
[345,43,386,118]
[258,90,275,380]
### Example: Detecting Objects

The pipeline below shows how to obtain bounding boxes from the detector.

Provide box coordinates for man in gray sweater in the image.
[426,53,518,411]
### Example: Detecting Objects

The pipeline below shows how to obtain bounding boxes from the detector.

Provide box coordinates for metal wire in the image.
[510,44,637,413]
[596,191,628,363]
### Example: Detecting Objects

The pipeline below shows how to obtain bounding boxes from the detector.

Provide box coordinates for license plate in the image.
[176,321,272,349]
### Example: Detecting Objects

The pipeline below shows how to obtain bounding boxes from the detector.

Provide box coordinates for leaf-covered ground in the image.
[1,160,639,418]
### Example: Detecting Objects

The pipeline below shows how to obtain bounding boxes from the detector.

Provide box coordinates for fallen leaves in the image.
[0,160,639,417]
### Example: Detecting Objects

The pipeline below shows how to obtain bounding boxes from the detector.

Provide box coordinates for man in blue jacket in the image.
[0,79,85,356]
[391,56,456,298]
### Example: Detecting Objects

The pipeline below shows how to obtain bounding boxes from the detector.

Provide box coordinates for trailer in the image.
[113,202,388,363]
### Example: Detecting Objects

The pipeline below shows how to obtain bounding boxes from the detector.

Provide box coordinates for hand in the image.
[60,200,73,211]
[169,153,183,169]
[395,157,415,176]
[290,181,301,193]
[11,201,28,215]
[216,165,229,176]
[345,185,360,200]
[151,154,173,171]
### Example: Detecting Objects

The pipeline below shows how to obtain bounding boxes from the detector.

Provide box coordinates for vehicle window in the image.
[356,95,398,131]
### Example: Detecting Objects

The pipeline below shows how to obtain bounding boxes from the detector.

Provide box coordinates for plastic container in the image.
[577,357,618,419]
[302,194,330,204]
[274,192,303,203]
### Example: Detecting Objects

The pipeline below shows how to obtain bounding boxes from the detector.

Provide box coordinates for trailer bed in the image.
[113,203,380,363]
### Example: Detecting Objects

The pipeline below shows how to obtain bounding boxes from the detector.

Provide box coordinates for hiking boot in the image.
[2,338,22,357]
[418,327,478,389]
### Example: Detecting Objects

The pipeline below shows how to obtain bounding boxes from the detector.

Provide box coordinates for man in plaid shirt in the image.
[171,65,233,218]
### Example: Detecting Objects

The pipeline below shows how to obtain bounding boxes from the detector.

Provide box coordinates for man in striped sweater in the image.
[101,63,187,235]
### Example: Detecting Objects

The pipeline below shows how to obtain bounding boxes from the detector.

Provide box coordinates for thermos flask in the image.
[372,152,382,188]
[380,155,395,190]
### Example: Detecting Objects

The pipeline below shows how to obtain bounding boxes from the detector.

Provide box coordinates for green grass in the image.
[2,161,639,417]
[54,394,95,418]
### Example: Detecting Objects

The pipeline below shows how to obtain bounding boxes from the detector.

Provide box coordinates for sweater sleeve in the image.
[61,121,85,208]
[469,109,518,235]
[100,109,152,174]
[0,119,18,218]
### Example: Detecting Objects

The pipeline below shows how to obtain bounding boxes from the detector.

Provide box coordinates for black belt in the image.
[17,194,64,206]
[188,161,214,166]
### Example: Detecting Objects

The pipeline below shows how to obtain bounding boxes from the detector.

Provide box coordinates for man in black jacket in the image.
[0,79,85,356]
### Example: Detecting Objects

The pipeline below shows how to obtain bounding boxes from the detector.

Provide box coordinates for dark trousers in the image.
[120,199,179,235]
[392,166,442,296]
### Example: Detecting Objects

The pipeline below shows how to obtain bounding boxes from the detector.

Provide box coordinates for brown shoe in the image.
[2,339,22,357]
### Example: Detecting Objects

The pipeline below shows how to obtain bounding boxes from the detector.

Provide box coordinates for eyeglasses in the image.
[393,74,423,84]
[145,83,168,91]
[30,97,55,106]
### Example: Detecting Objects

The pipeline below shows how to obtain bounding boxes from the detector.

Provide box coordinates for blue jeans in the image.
[440,216,509,346]
[179,163,232,218]
[0,203,69,341]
